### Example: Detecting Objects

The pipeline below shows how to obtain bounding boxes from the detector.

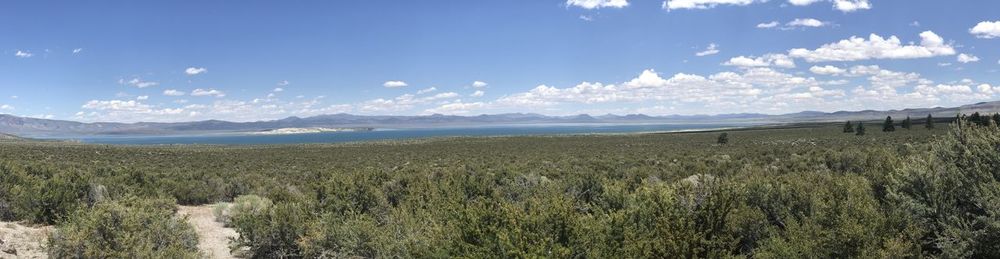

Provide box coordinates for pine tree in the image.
[926,114,934,129]
[993,113,1000,126]
[882,116,895,132]
[717,132,728,144]
[843,121,854,133]
[970,112,983,126]
[902,116,911,129]
[856,122,865,135]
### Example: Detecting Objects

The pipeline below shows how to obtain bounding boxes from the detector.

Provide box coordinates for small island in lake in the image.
[253,127,374,135]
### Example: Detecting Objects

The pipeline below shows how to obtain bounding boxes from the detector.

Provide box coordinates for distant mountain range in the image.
[2,100,999,137]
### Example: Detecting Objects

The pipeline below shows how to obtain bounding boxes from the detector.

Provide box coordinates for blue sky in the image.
[1,0,999,122]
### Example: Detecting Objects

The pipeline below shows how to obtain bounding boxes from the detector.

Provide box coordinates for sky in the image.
[1,0,999,122]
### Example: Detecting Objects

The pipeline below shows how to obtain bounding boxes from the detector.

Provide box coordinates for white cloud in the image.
[567,0,628,9]
[72,48,83,54]
[809,65,846,75]
[472,81,489,88]
[163,89,186,96]
[383,80,408,88]
[14,50,32,58]
[425,101,488,115]
[977,84,1000,95]
[119,77,159,88]
[695,43,720,56]
[137,95,149,100]
[788,31,955,62]
[579,15,594,21]
[191,88,226,97]
[756,21,779,28]
[957,53,980,63]
[723,54,795,68]
[277,80,290,86]
[417,87,437,94]
[273,87,284,92]
[0,104,13,110]
[663,0,759,10]
[471,90,485,97]
[832,0,870,12]
[970,21,1000,38]
[667,0,868,12]
[185,67,207,75]
[787,0,822,5]
[360,92,460,113]
[787,18,827,28]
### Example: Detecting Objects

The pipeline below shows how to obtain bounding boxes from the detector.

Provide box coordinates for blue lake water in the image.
[59,123,747,145]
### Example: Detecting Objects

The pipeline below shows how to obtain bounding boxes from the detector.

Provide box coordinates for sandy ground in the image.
[0,221,51,259]
[177,205,241,259]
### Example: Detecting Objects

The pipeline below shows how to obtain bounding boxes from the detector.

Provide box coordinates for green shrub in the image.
[212,194,272,227]
[886,121,1000,257]
[3,165,89,224]
[48,197,200,258]
[230,201,312,258]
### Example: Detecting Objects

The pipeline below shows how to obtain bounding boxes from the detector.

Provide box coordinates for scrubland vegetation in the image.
[1,117,999,258]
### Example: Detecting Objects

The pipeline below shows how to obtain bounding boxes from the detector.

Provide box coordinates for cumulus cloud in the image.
[663,0,760,10]
[0,104,13,110]
[970,21,1000,38]
[787,0,822,5]
[788,31,955,62]
[666,0,868,12]
[14,50,32,58]
[566,0,628,9]
[360,92,460,113]
[758,18,830,30]
[185,67,207,75]
[190,88,226,97]
[756,21,779,28]
[472,81,489,88]
[957,53,980,63]
[809,65,846,75]
[695,43,720,56]
[383,80,408,88]
[137,95,149,100]
[119,77,159,88]
[471,90,485,97]
[786,18,828,28]
[163,89,185,96]
[723,54,795,68]
[417,87,437,94]
[424,101,488,115]
[493,68,817,112]
[831,0,870,12]
[273,87,285,92]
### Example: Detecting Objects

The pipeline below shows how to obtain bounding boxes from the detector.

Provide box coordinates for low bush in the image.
[212,194,272,227]
[47,197,200,258]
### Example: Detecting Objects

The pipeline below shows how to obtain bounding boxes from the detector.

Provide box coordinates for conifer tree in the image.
[717,132,728,144]
[902,116,911,129]
[993,113,1000,126]
[843,121,854,133]
[970,112,983,126]
[882,116,895,132]
[926,114,934,129]
[856,122,865,135]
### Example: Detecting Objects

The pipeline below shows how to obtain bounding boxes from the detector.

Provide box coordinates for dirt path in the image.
[0,221,51,259]
[177,205,240,259]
